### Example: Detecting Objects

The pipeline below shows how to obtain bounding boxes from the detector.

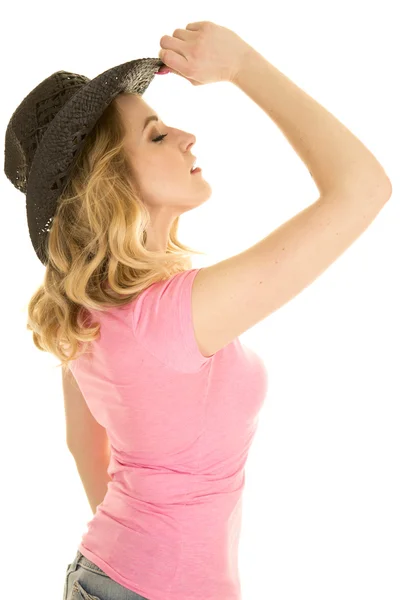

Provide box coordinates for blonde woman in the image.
[4,20,391,600]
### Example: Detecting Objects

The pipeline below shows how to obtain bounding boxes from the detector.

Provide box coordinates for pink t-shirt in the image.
[69,267,268,600]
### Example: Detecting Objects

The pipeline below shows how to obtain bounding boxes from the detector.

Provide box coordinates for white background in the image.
[1,1,399,599]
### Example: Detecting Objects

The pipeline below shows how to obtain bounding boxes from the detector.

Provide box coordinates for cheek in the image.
[139,158,188,198]
[140,169,179,205]
[157,161,187,185]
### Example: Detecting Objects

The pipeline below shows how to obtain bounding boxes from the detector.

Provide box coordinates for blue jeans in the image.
[63,549,149,600]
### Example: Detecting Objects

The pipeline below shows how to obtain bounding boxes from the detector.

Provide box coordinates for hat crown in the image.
[4,71,90,194]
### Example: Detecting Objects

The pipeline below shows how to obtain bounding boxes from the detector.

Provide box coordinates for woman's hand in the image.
[156,21,251,86]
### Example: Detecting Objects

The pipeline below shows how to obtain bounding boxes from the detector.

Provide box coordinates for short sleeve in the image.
[131,268,215,373]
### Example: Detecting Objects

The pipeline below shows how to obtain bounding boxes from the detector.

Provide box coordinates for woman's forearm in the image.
[71,447,112,515]
[233,47,390,197]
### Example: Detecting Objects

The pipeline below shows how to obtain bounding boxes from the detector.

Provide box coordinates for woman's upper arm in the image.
[62,367,110,453]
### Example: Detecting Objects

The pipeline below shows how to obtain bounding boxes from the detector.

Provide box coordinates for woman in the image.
[4,20,391,600]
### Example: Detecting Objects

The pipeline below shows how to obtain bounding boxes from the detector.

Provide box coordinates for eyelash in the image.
[152,133,168,143]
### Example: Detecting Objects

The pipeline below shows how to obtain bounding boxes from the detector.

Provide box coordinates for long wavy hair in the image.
[26,92,206,374]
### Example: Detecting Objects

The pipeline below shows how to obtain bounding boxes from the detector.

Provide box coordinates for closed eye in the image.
[152,133,168,143]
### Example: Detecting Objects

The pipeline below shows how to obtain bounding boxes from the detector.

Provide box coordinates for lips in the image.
[189,157,197,172]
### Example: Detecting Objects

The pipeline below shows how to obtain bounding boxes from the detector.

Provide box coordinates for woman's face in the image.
[116,93,211,216]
